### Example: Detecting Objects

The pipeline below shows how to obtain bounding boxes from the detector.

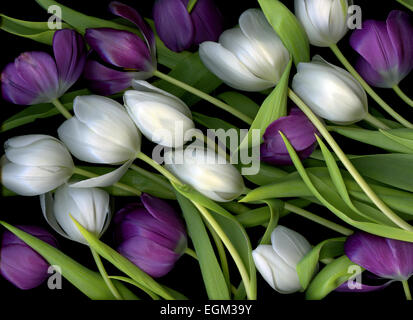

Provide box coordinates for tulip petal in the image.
[191,0,223,45]
[153,0,194,52]
[70,159,133,188]
[336,280,394,293]
[53,29,86,94]
[85,28,152,71]
[40,192,71,240]
[199,41,274,91]
[354,56,390,88]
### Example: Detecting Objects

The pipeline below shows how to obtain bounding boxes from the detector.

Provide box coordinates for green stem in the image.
[73,167,141,196]
[364,113,390,130]
[51,98,72,120]
[109,276,160,300]
[284,203,353,236]
[90,248,123,300]
[402,280,412,300]
[129,164,173,192]
[136,152,182,186]
[192,201,255,300]
[393,85,413,108]
[184,248,198,260]
[153,70,254,125]
[330,44,413,129]
[289,89,413,232]
[187,0,198,12]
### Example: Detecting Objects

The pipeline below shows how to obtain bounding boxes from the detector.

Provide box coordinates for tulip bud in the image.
[292,55,368,124]
[1,29,86,105]
[0,226,58,290]
[199,8,290,92]
[164,145,246,202]
[58,95,141,188]
[40,185,111,244]
[252,225,312,294]
[153,0,223,52]
[114,194,187,278]
[124,80,195,147]
[295,0,351,47]
[1,135,74,196]
[345,232,413,281]
[350,10,413,88]
[260,107,318,165]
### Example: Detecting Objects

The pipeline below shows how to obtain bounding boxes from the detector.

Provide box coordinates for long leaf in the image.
[176,193,230,300]
[0,221,138,300]
[258,0,310,66]
[218,91,260,120]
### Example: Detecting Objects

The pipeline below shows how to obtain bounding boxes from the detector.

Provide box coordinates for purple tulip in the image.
[84,1,156,95]
[1,29,86,105]
[114,193,187,278]
[153,0,223,52]
[0,226,58,290]
[350,10,413,88]
[345,232,413,281]
[260,107,318,166]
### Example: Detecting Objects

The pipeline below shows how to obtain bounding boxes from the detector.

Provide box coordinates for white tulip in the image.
[292,55,368,124]
[124,80,195,148]
[58,95,141,188]
[164,145,245,202]
[295,0,351,47]
[253,225,313,294]
[1,135,74,196]
[199,8,290,92]
[41,184,111,244]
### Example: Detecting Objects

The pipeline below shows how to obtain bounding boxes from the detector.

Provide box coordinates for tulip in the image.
[295,0,351,47]
[84,1,156,95]
[58,95,141,188]
[350,10,413,89]
[40,185,111,244]
[164,144,245,202]
[153,0,223,52]
[345,232,413,281]
[124,80,195,147]
[114,193,187,277]
[0,225,58,290]
[252,225,312,294]
[292,55,368,124]
[1,135,74,196]
[260,107,318,165]
[199,8,290,92]
[1,29,86,105]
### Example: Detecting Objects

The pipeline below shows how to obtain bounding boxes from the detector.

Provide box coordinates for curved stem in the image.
[284,203,353,236]
[192,201,255,300]
[289,89,413,232]
[364,113,390,130]
[393,85,413,108]
[184,248,198,260]
[153,70,254,125]
[51,98,72,120]
[329,44,413,129]
[136,152,182,186]
[109,276,160,300]
[73,167,141,196]
[402,280,412,300]
[90,248,123,300]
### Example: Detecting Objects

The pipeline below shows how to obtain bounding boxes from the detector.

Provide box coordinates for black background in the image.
[0,0,412,312]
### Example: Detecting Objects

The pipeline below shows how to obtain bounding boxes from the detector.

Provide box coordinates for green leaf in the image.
[258,0,310,66]
[297,238,346,290]
[239,60,292,151]
[2,89,90,132]
[2,186,17,197]
[379,129,413,152]
[175,192,230,300]
[397,0,413,11]
[0,14,71,45]
[305,255,363,300]
[328,126,413,154]
[0,221,138,300]
[351,154,413,192]
[217,92,260,120]
[70,217,182,300]
[258,200,282,245]
[241,162,288,186]
[75,166,175,200]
